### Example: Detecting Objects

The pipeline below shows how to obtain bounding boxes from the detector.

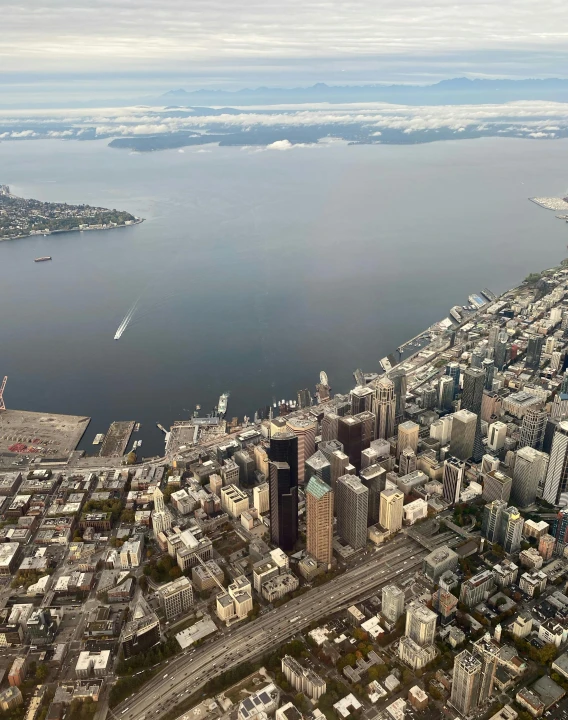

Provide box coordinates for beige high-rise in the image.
[286,417,317,484]
[379,488,404,532]
[306,476,334,567]
[397,421,419,459]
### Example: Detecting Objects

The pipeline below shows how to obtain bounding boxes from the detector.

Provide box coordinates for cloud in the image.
[266,139,293,150]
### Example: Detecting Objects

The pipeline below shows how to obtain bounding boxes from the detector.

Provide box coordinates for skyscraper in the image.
[389,368,408,424]
[487,421,507,452]
[450,651,482,716]
[269,430,299,551]
[442,457,464,505]
[461,367,486,462]
[525,335,544,371]
[379,488,404,533]
[494,335,509,371]
[286,417,317,484]
[542,420,568,505]
[297,389,312,409]
[449,409,477,461]
[321,412,339,441]
[305,476,334,567]
[373,377,396,441]
[481,499,507,543]
[381,585,405,625]
[305,450,331,486]
[482,470,512,504]
[519,407,547,450]
[512,447,549,508]
[421,385,438,411]
[472,634,500,705]
[399,447,417,477]
[337,416,363,473]
[438,376,455,412]
[336,475,368,549]
[445,362,461,396]
[152,486,172,535]
[350,385,375,414]
[329,450,350,491]
[499,506,523,554]
[397,421,419,459]
[359,463,386,524]
[405,602,437,646]
[355,410,376,452]
[482,358,495,391]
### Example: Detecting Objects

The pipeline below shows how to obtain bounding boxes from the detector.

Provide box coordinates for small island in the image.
[0,185,143,241]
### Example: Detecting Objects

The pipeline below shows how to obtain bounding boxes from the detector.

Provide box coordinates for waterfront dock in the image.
[99,420,135,457]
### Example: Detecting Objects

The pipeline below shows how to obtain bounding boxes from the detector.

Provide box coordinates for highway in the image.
[115,535,426,720]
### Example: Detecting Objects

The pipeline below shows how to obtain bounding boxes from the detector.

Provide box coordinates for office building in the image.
[430,415,453,445]
[483,470,512,503]
[461,367,485,461]
[481,454,500,474]
[487,421,507,452]
[390,368,408,423]
[305,476,334,567]
[234,450,255,486]
[337,416,363,473]
[438,376,455,412]
[158,577,194,620]
[542,421,568,505]
[398,636,437,670]
[321,412,339,441]
[422,546,459,582]
[356,410,376,451]
[405,601,437,646]
[483,358,495,390]
[482,499,507,543]
[511,447,549,508]
[220,484,249,518]
[373,377,396,440]
[382,585,405,625]
[538,533,556,560]
[525,335,544,370]
[519,407,547,450]
[350,385,375,414]
[253,483,270,515]
[451,650,482,716]
[442,457,465,505]
[421,385,438,411]
[494,334,509,371]
[330,450,350,490]
[399,447,417,477]
[336,475,368,549]
[75,650,111,678]
[501,506,524,553]
[305,451,331,486]
[286,417,317,484]
[281,656,326,700]
[397,421,419,459]
[460,570,495,607]
[269,431,299,550]
[482,391,503,423]
[297,388,312,409]
[361,446,379,469]
[445,362,461,396]
[449,409,477,461]
[360,463,386,524]
[379,488,404,533]
[473,634,500,705]
[152,486,172,536]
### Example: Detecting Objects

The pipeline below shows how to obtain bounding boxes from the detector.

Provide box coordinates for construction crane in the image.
[0,376,6,412]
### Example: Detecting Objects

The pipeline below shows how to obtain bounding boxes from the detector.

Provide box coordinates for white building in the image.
[403,498,428,525]
[75,650,111,678]
[158,576,194,620]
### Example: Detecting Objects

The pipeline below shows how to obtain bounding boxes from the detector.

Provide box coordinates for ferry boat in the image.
[34,256,52,262]
[218,392,229,417]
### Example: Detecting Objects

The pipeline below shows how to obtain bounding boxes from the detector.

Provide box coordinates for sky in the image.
[2,0,568,104]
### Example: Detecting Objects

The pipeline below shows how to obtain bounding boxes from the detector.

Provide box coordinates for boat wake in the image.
[114,298,140,340]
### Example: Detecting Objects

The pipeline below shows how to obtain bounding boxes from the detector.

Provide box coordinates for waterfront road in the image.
[115,535,427,720]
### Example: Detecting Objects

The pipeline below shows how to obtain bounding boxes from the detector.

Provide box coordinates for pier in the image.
[99,420,135,457]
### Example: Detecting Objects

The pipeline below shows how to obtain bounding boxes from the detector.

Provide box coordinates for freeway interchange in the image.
[116,535,426,720]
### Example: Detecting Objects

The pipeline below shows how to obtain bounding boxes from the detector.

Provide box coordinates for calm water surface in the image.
[1,138,567,454]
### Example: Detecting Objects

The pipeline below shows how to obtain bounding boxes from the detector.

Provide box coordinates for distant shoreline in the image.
[0,217,144,243]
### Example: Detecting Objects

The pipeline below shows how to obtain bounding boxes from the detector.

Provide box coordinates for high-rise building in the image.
[512,447,549,508]
[318,439,343,463]
[445,362,461,397]
[525,335,544,371]
[337,416,363,474]
[405,601,437,646]
[482,358,495,390]
[152,486,172,535]
[482,470,512,503]
[472,634,500,705]
[355,410,376,451]
[450,651,482,716]
[421,386,437,411]
[381,585,405,625]
[286,417,317,484]
[158,577,194,620]
[336,475,368,549]
[379,488,404,533]
[442,457,465,505]
[449,409,477,461]
[438,376,455,412]
[373,377,396,441]
[481,391,503,423]
[321,412,339,442]
[538,533,556,561]
[359,463,386,524]
[399,448,417,477]
[329,450,350,491]
[482,499,507,543]
[542,420,568,505]
[305,476,334,567]
[487,421,507,452]
[253,483,270,515]
[397,421,419,459]
[268,461,298,551]
[430,415,453,445]
[389,368,408,423]
[519,407,547,450]
[500,506,524,554]
[350,386,375,415]
[305,451,331,486]
[361,447,379,470]
[297,389,312,409]
[481,454,500,474]
[461,367,486,462]
[494,336,509,371]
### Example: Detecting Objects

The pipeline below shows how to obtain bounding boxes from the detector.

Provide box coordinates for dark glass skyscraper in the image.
[337,415,363,473]
[462,367,485,462]
[269,431,299,550]
[525,335,544,371]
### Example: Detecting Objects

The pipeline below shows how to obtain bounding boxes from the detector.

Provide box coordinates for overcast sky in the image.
[2,0,568,99]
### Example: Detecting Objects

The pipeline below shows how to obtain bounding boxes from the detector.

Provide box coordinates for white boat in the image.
[218,392,229,417]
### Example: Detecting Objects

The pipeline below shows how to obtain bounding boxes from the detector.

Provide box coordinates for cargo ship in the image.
[34,256,52,262]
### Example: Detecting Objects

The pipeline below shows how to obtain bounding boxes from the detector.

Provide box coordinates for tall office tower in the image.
[355,410,376,451]
[152,486,172,535]
[481,499,507,543]
[481,454,500,475]
[438,376,455,412]
[286,417,317,484]
[305,451,331,486]
[462,367,486,462]
[154,486,165,513]
[449,409,477,461]
[330,450,350,491]
[482,470,512,503]
[525,335,544,371]
[373,377,396,440]
[488,325,500,349]
[482,391,503,423]
[389,368,408,424]
[450,651,482,716]
[421,386,437,411]
[399,448,417,477]
[542,420,568,505]
[379,488,404,533]
[405,601,437,646]
[270,430,299,482]
[442,457,465,505]
[562,374,568,395]
[512,447,549,508]
[470,349,483,369]
[546,335,557,355]
[305,476,334,567]
[482,358,495,390]
[337,416,363,473]
[321,412,339,441]
[268,461,298,551]
[430,415,453,445]
[382,585,405,625]
[551,351,563,373]
[397,421,419,459]
[445,362,461,396]
[335,400,351,417]
[318,438,343,458]
[494,336,509,371]
[361,447,379,470]
[500,506,523,553]
[487,421,507,452]
[234,449,255,486]
[350,385,375,415]
[297,389,312,410]
[472,634,501,705]
[519,407,547,450]
[336,475,368,549]
[360,463,386,524]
